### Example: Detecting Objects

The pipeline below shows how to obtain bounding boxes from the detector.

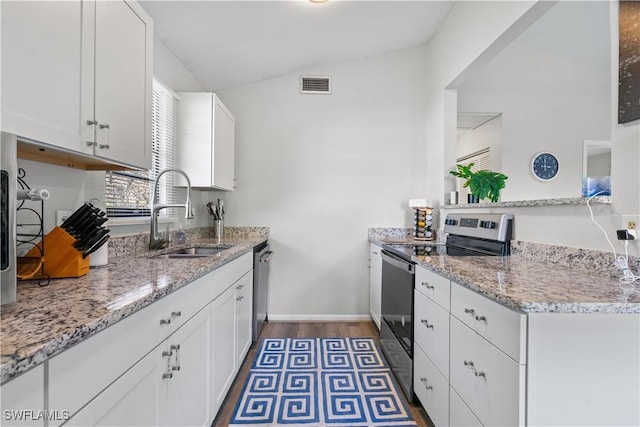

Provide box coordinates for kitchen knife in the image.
[76,227,110,253]
[61,203,92,232]
[83,234,111,258]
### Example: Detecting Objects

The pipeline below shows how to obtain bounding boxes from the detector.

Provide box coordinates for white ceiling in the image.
[139,0,454,91]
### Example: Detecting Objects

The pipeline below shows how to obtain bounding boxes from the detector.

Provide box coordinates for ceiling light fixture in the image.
[308,0,329,4]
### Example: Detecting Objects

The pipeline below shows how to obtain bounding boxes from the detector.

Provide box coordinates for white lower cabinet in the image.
[449,386,482,427]
[0,365,46,427]
[163,306,213,427]
[212,283,237,414]
[369,243,382,329]
[235,272,254,368]
[64,349,162,427]
[413,347,449,427]
[39,252,254,427]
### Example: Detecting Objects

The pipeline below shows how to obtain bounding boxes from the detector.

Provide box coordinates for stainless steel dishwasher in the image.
[253,242,272,342]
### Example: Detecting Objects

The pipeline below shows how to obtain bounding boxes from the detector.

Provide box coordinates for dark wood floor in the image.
[212,321,433,427]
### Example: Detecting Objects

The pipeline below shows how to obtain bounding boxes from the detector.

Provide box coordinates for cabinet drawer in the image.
[415,266,450,310]
[450,317,525,427]
[414,290,449,378]
[413,347,449,427]
[450,386,483,427]
[450,283,526,363]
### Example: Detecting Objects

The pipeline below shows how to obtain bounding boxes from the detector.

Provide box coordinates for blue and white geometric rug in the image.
[230,338,417,426]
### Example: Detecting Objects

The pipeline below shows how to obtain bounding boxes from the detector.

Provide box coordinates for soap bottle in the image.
[175,223,187,245]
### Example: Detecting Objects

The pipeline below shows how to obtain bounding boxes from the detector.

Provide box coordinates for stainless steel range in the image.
[379,213,513,402]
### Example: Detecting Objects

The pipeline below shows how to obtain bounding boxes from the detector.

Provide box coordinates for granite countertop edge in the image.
[368,237,639,315]
[1,236,267,384]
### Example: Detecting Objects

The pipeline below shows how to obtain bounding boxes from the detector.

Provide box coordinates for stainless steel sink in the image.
[151,245,233,259]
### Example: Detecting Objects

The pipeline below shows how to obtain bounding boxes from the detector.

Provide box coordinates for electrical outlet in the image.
[56,210,73,226]
[621,215,640,232]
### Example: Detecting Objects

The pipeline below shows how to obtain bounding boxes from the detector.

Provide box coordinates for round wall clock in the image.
[531,152,559,181]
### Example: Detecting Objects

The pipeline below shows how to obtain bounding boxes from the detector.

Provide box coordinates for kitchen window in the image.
[105,79,178,219]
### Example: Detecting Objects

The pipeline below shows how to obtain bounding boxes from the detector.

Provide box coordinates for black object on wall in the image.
[619,1,640,124]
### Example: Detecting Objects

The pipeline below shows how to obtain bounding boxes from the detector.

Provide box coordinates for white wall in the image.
[427,1,640,257]
[457,44,610,201]
[217,46,428,319]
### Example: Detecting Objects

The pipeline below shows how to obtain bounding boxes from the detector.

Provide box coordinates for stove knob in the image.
[445,219,457,226]
[486,221,496,229]
[479,220,486,228]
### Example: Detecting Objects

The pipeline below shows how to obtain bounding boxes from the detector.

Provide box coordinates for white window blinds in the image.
[105,79,178,218]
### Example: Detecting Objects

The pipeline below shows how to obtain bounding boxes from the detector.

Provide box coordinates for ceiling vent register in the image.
[300,76,331,94]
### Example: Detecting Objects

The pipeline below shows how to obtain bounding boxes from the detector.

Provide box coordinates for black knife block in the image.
[25,226,89,278]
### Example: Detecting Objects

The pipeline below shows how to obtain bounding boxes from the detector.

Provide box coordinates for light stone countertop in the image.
[412,254,640,314]
[0,235,267,385]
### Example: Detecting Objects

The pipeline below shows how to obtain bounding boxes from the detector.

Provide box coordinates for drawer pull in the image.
[420,319,434,329]
[99,123,110,129]
[421,281,434,290]
[236,284,245,290]
[162,373,173,380]
[86,141,97,147]
[171,311,182,318]
[464,308,475,315]
[475,315,487,322]
[160,318,171,325]
[236,296,244,301]
[419,377,433,390]
[171,344,181,371]
[463,360,475,368]
[86,120,98,126]
[98,144,110,149]
[474,370,486,378]
[162,350,173,358]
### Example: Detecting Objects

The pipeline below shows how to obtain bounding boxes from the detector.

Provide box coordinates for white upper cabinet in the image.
[177,93,235,190]
[1,0,152,170]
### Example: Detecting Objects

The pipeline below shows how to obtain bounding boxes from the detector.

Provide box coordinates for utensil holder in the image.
[212,220,224,239]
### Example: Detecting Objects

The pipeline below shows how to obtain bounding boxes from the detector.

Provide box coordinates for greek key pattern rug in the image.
[230,338,417,426]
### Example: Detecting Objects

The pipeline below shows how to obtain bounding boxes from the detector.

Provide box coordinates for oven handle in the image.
[381,250,415,274]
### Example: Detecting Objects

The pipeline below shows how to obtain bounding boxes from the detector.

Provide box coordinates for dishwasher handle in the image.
[381,250,415,274]
[259,250,274,263]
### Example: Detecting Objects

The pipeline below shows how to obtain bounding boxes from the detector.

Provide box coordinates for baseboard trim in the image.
[268,314,372,322]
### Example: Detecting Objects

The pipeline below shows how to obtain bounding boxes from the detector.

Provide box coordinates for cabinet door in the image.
[235,272,253,367]
[369,244,382,329]
[212,97,235,190]
[212,285,237,413]
[0,365,45,427]
[93,0,151,169]
[64,350,162,427]
[165,306,213,427]
[1,1,93,155]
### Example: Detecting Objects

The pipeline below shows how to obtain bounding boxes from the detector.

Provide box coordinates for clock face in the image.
[532,152,559,180]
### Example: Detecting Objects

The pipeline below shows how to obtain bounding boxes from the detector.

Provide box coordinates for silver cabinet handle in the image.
[236,296,244,301]
[170,344,181,371]
[86,120,98,126]
[421,281,434,290]
[420,319,434,329]
[99,123,110,129]
[162,350,173,358]
[475,371,486,378]
[464,360,474,368]
[162,372,173,380]
[419,377,433,390]
[98,144,110,149]
[86,141,97,147]
[171,311,182,318]
[236,284,244,290]
[475,315,487,322]
[160,318,171,325]
[464,308,475,315]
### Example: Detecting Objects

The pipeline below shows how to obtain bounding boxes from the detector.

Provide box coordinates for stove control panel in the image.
[443,213,513,242]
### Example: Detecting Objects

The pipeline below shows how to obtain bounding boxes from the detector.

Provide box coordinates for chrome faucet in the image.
[149,168,194,250]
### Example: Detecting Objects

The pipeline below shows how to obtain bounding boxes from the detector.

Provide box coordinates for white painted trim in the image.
[268,314,372,322]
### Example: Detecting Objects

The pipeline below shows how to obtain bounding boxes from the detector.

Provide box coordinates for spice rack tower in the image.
[414,207,434,241]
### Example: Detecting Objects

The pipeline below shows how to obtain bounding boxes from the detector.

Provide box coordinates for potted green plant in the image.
[450,163,508,203]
